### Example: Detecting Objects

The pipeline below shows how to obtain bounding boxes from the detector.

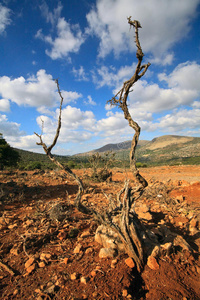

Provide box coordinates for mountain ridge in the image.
[14,135,200,167]
[75,135,200,157]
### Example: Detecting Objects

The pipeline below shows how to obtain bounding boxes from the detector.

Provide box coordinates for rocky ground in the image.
[0,165,199,300]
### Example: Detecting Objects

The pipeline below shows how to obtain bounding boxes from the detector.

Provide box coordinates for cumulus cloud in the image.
[0,4,11,35]
[35,105,96,147]
[159,61,200,90]
[95,112,129,136]
[0,70,57,107]
[61,90,82,104]
[86,0,200,63]
[0,99,10,112]
[36,3,85,60]
[8,134,41,153]
[46,18,85,60]
[84,95,96,106]
[96,61,200,117]
[91,60,200,139]
[60,106,96,130]
[158,108,200,133]
[0,69,82,108]
[0,114,25,137]
[93,63,136,88]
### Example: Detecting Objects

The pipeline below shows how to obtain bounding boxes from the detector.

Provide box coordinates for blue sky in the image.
[0,0,200,155]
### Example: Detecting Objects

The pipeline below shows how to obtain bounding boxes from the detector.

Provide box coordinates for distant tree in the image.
[0,133,20,170]
[25,161,42,170]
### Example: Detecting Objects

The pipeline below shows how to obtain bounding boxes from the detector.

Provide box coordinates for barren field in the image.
[0,165,200,300]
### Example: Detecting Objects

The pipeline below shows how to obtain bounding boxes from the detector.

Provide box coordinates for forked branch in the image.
[34,18,150,272]
[108,17,150,191]
[34,80,87,213]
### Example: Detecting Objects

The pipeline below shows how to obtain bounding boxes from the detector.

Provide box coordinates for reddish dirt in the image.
[0,165,199,300]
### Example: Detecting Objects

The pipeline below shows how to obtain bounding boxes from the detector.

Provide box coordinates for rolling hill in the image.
[75,135,200,166]
[14,135,200,168]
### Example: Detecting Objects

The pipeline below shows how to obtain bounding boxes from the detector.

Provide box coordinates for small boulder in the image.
[160,242,172,256]
[80,276,90,284]
[190,217,198,228]
[125,257,135,268]
[135,204,153,221]
[173,235,192,252]
[73,243,83,254]
[63,257,69,264]
[147,256,159,270]
[71,272,78,280]
[99,247,117,258]
[25,256,35,269]
[90,270,97,277]
[38,261,45,268]
[80,230,91,238]
[24,263,36,276]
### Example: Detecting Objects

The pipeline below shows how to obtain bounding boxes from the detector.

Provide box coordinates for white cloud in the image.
[39,1,63,26]
[0,98,10,112]
[0,113,25,137]
[37,106,55,116]
[37,2,85,60]
[60,106,96,130]
[36,17,85,60]
[72,66,89,81]
[192,101,200,108]
[86,0,200,62]
[35,105,96,147]
[159,61,200,90]
[0,4,11,35]
[150,53,174,66]
[98,61,200,116]
[93,62,136,88]
[8,134,41,153]
[158,108,200,133]
[61,90,82,104]
[0,69,82,108]
[0,70,58,107]
[84,95,96,106]
[95,112,129,136]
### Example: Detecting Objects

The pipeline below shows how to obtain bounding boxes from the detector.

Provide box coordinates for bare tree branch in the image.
[34,18,151,272]
[108,17,150,190]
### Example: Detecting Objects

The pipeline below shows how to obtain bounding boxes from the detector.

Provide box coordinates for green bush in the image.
[136,162,147,168]
[0,133,20,170]
[25,161,42,170]
[67,160,76,169]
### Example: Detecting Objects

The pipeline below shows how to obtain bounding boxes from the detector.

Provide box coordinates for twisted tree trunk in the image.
[105,17,151,270]
[35,18,150,272]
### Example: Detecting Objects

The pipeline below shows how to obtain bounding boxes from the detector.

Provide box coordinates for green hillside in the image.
[12,135,200,170]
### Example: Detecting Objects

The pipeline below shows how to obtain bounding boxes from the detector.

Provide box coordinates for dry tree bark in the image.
[35,18,150,272]
[108,18,150,190]
[34,80,88,214]
[104,17,151,271]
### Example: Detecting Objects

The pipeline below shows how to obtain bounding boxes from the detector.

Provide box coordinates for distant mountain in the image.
[144,135,195,150]
[14,135,200,168]
[75,139,149,156]
[75,135,200,166]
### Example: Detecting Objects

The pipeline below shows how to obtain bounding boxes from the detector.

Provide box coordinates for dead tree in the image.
[34,80,88,214]
[108,18,150,188]
[35,17,150,272]
[105,17,151,271]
